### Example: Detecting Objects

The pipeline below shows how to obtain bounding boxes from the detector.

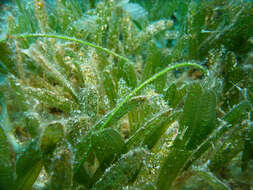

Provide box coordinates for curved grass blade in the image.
[101,63,208,130]
[14,34,208,131]
[74,63,207,183]
[14,33,131,64]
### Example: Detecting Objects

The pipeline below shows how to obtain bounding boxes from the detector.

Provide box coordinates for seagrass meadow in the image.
[0,0,253,189]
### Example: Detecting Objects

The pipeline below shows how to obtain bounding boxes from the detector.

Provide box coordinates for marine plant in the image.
[0,0,252,189]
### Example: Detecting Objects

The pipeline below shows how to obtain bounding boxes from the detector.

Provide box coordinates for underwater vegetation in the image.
[0,0,253,189]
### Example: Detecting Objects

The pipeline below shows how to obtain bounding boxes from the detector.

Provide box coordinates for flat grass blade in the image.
[92,148,148,190]
[15,140,43,190]
[0,126,14,190]
[91,128,125,170]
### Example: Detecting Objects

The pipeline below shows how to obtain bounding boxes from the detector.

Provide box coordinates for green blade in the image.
[178,83,217,150]
[92,148,148,190]
[194,168,231,190]
[40,122,64,155]
[0,126,14,190]
[15,140,43,190]
[91,128,125,169]
[48,151,73,189]
[156,146,192,190]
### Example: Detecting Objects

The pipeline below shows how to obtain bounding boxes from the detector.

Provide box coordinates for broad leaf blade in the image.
[156,146,192,190]
[40,122,64,155]
[24,87,78,113]
[157,83,217,189]
[0,126,14,190]
[178,83,217,150]
[194,169,231,190]
[91,128,125,169]
[49,151,73,189]
[185,89,217,150]
[126,110,182,150]
[223,100,251,125]
[15,140,42,190]
[92,148,148,190]
[183,101,251,170]
[102,70,117,108]
[242,122,253,171]
[74,129,126,187]
[118,61,138,88]
[143,110,182,149]
[94,96,146,130]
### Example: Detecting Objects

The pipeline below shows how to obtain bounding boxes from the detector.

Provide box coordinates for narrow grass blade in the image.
[14,33,131,63]
[14,34,208,131]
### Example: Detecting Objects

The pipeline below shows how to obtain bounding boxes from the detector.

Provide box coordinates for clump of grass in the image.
[0,0,252,190]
